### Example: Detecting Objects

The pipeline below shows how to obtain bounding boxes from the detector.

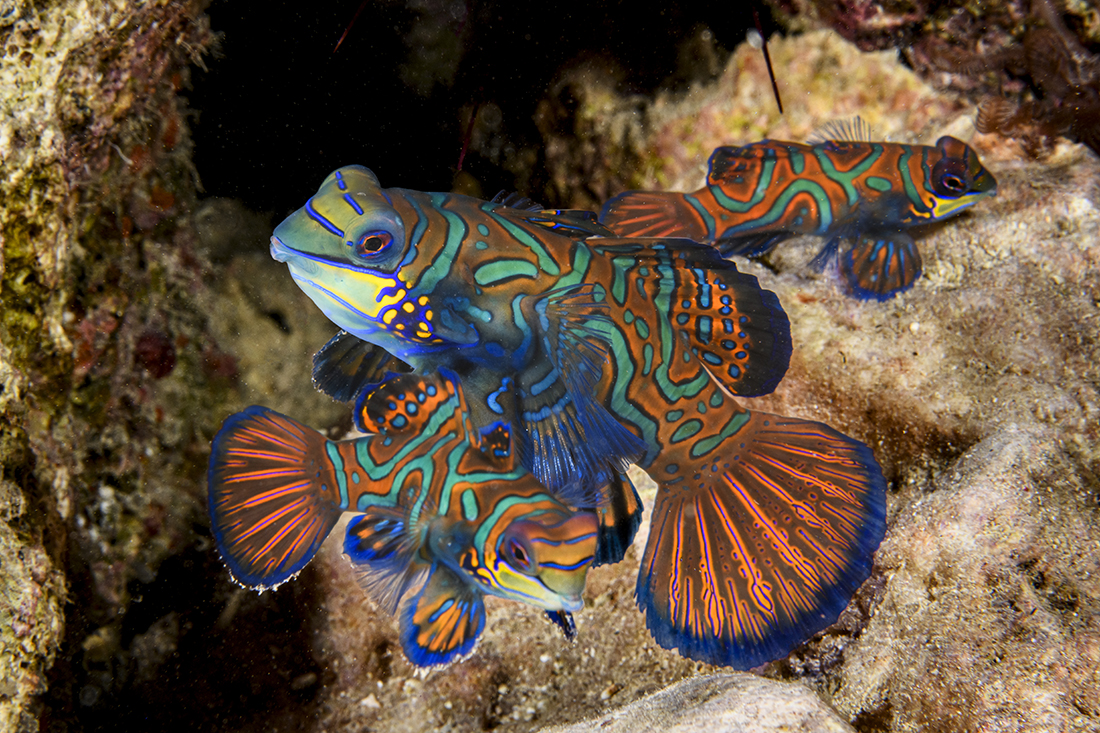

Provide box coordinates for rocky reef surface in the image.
[1,3,1099,733]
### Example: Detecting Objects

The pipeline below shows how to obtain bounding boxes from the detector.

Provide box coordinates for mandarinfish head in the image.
[269,165,419,352]
[424,505,600,615]
[921,136,998,221]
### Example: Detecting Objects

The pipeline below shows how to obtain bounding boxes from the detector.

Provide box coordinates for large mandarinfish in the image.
[600,119,997,300]
[268,164,888,669]
[207,370,603,667]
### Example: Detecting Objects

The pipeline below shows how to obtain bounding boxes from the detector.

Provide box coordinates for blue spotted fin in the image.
[593,471,644,568]
[518,285,646,503]
[207,406,344,589]
[401,560,486,667]
[313,331,412,403]
[840,230,922,301]
[594,238,792,398]
[344,505,428,614]
[637,411,887,669]
[355,370,473,436]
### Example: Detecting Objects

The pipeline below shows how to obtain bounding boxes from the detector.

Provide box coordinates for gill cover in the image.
[272,165,407,272]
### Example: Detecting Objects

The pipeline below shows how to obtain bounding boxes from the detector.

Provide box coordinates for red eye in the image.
[353,231,393,257]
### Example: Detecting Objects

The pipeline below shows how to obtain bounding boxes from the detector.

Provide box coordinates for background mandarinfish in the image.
[600,119,997,300]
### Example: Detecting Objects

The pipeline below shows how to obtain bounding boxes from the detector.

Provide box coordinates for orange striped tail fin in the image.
[208,406,344,589]
[638,411,886,668]
[599,191,709,240]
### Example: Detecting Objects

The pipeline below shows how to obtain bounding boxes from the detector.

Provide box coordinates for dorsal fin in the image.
[490,190,543,211]
[514,208,615,239]
[806,116,873,144]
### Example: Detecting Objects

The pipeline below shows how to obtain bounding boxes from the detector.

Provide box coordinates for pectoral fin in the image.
[312,331,411,403]
[518,285,645,503]
[344,506,427,614]
[840,230,922,300]
[400,561,486,667]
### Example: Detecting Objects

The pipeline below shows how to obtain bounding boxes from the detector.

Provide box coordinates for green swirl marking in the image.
[671,418,703,443]
[813,144,882,206]
[474,259,539,285]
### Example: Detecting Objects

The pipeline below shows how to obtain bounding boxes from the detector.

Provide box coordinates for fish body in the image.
[270,166,888,669]
[600,129,997,299]
[207,370,602,666]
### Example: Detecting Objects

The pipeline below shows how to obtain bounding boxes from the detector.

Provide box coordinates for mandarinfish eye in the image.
[931,159,970,198]
[504,537,535,574]
[352,230,393,257]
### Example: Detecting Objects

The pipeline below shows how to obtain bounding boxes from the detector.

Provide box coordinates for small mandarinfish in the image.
[600,119,997,300]
[268,165,888,669]
[207,370,605,667]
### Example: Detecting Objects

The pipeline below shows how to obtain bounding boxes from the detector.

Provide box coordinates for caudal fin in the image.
[208,406,344,589]
[638,411,887,669]
[600,191,709,240]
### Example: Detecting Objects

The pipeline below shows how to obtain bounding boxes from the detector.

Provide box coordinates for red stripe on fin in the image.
[207,406,344,589]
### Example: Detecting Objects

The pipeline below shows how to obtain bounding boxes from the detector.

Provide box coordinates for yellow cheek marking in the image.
[402,301,416,313]
[338,271,407,318]
[418,296,429,306]
[425,310,433,321]
[382,309,397,325]
[419,321,431,332]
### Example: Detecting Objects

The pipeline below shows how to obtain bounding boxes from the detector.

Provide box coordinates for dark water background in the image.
[188,0,776,215]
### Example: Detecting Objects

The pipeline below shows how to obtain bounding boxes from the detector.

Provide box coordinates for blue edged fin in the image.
[400,561,486,667]
[638,410,887,669]
[207,406,344,589]
[519,285,646,503]
[344,506,427,614]
[840,230,922,301]
[545,610,577,641]
[592,471,643,568]
[312,330,411,403]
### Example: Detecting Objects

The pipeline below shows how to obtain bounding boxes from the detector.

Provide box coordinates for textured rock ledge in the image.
[538,673,856,733]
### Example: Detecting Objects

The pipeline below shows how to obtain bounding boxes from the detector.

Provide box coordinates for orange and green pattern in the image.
[269,166,888,669]
[208,370,602,667]
[600,130,996,299]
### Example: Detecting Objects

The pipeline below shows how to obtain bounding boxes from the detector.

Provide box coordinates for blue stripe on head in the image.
[344,193,364,215]
[305,198,345,237]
